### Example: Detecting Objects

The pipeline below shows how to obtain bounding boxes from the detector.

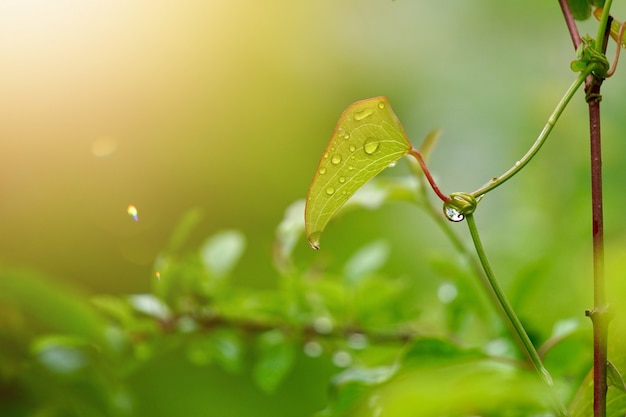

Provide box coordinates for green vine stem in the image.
[464,213,569,417]
[470,69,591,198]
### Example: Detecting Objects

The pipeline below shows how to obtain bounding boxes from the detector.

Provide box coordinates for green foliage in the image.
[305,96,411,250]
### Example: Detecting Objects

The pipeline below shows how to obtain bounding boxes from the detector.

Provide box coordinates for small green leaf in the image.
[200,229,246,278]
[253,329,296,392]
[608,361,626,393]
[343,240,390,285]
[305,96,412,249]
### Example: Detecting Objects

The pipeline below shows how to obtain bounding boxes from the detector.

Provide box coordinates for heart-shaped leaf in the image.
[305,96,412,249]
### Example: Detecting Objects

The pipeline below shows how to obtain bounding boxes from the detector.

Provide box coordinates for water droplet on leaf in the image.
[339,176,346,183]
[388,161,397,168]
[331,154,342,165]
[308,231,321,250]
[326,186,335,195]
[349,144,356,152]
[364,138,381,155]
[354,107,375,121]
[377,101,385,109]
[323,152,329,159]
[444,206,464,222]
[319,167,326,174]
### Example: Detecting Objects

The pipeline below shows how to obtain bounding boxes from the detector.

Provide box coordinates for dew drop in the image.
[348,165,355,171]
[343,134,350,139]
[323,152,329,159]
[308,232,321,250]
[349,144,356,152]
[326,186,335,195]
[388,161,397,168]
[339,176,346,183]
[331,154,342,165]
[364,138,381,155]
[337,127,346,137]
[127,205,139,222]
[377,101,385,109]
[444,206,464,222]
[319,167,326,174]
[354,107,375,121]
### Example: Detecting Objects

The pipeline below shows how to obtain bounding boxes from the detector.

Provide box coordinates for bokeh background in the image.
[3,1,626,415]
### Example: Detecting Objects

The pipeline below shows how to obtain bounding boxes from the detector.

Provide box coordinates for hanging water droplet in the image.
[326,186,335,195]
[308,231,321,250]
[354,107,375,121]
[349,144,356,152]
[319,167,326,175]
[331,154,342,165]
[388,161,397,168]
[444,206,464,222]
[339,176,346,183]
[364,138,381,155]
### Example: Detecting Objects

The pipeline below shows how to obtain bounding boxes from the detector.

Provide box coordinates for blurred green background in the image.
[2,0,626,415]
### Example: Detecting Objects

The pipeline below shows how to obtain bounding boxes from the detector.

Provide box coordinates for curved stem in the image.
[470,70,591,198]
[464,213,569,416]
[408,147,451,202]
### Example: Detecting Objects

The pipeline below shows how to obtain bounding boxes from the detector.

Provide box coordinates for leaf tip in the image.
[307,231,321,250]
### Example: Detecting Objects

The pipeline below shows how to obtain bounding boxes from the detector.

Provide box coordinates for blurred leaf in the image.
[568,0,592,20]
[185,329,243,373]
[200,229,246,278]
[343,240,390,285]
[305,96,412,250]
[608,361,626,393]
[315,365,398,417]
[417,128,441,163]
[274,199,306,269]
[402,336,485,367]
[31,335,89,375]
[253,329,296,392]
[0,267,104,341]
[166,207,204,253]
[361,359,548,417]
[570,356,626,417]
[343,175,421,211]
[128,294,171,320]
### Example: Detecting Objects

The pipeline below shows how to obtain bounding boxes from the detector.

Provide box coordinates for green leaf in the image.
[253,329,296,392]
[567,0,592,20]
[199,229,246,278]
[305,96,412,249]
[608,361,626,393]
[343,240,390,285]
